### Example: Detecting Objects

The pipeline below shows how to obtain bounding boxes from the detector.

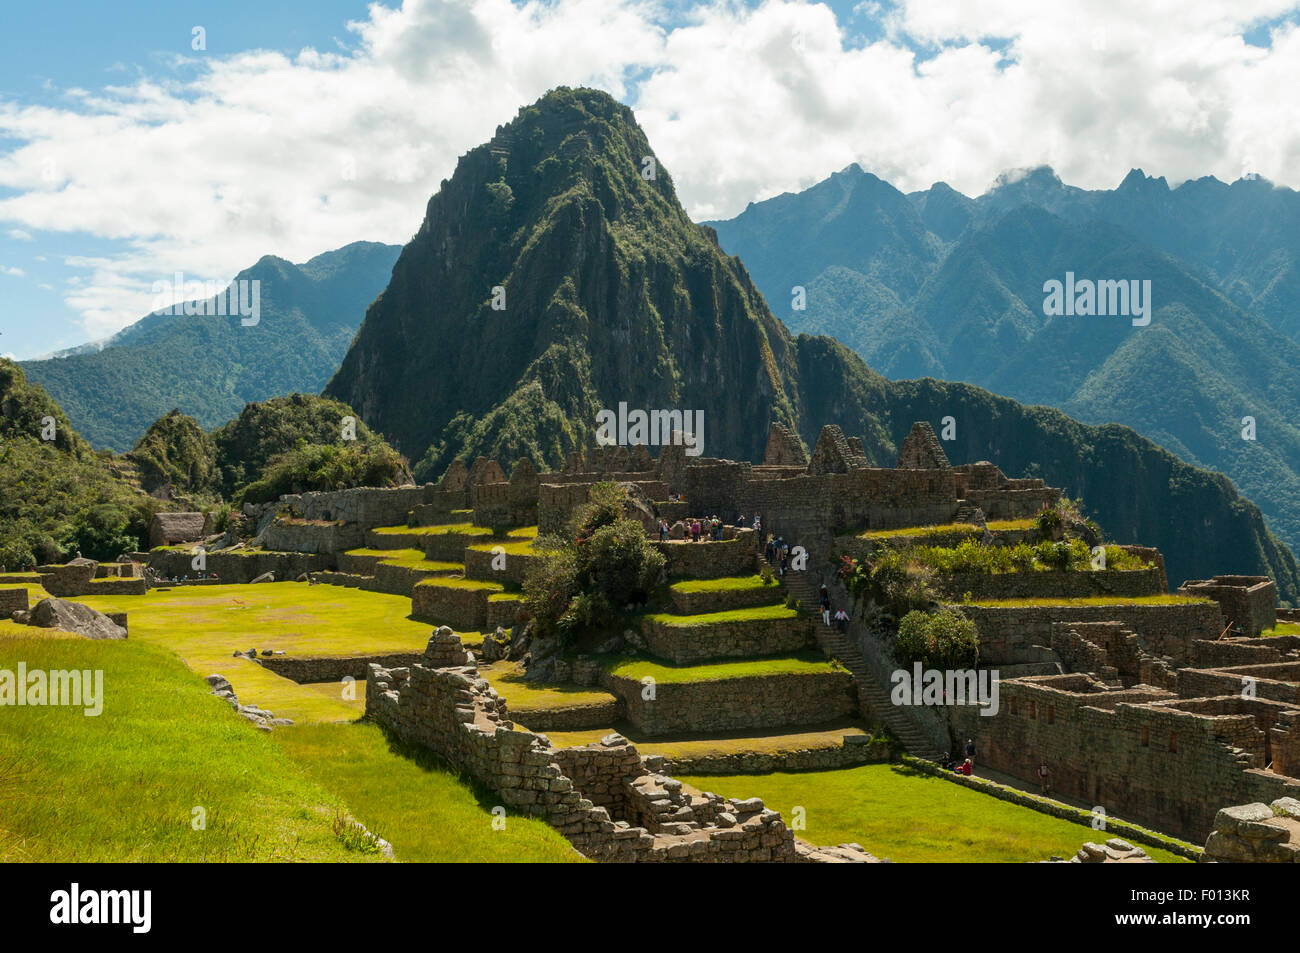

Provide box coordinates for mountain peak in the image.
[1118,168,1169,193]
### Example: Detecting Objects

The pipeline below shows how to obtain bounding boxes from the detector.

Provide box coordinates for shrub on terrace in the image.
[895,609,979,670]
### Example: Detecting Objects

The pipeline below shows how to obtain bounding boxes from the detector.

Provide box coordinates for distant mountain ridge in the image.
[707,164,1300,560]
[324,87,1300,600]
[21,240,401,451]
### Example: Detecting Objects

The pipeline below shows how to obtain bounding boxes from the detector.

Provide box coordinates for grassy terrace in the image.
[416,577,505,592]
[669,574,780,594]
[960,594,1211,608]
[678,764,1192,864]
[372,522,494,537]
[1263,622,1300,637]
[343,547,462,571]
[466,538,542,555]
[481,660,619,712]
[646,604,798,626]
[64,582,438,723]
[602,651,841,684]
[857,519,1035,540]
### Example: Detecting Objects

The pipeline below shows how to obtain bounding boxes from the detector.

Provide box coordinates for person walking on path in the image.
[834,607,849,633]
[819,584,831,626]
[965,738,976,768]
[1037,759,1050,795]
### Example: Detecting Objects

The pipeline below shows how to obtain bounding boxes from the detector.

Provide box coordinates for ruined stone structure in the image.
[1178,575,1277,637]
[366,629,873,862]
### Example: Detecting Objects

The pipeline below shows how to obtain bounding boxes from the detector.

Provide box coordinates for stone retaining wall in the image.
[662,736,891,775]
[668,582,782,614]
[933,567,1166,602]
[643,615,814,664]
[601,668,857,736]
[956,601,1222,667]
[263,519,365,555]
[652,533,757,579]
[147,549,332,583]
[0,588,29,615]
[85,578,148,595]
[411,580,500,629]
[259,652,423,683]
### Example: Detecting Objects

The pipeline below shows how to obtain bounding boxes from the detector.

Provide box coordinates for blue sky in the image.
[2,0,1297,360]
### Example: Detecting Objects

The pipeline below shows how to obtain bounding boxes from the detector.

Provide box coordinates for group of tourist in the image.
[764,534,791,574]
[941,739,979,776]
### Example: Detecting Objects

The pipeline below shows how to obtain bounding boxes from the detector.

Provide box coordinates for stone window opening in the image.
[1141,726,1149,746]
[1047,705,1055,724]
[1028,699,1037,719]
[1168,731,1178,753]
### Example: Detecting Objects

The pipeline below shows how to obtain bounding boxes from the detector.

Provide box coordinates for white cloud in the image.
[7,228,33,241]
[0,0,1297,341]
[1,266,25,277]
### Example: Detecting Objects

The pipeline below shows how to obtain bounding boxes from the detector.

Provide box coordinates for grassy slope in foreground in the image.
[275,722,582,863]
[0,633,367,862]
[679,764,1192,864]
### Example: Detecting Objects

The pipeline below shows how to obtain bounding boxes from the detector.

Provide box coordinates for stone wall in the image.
[951,675,1300,841]
[652,534,757,579]
[463,546,546,587]
[668,582,782,614]
[85,578,148,595]
[956,601,1222,667]
[364,631,866,862]
[280,485,428,528]
[411,580,500,629]
[642,615,814,664]
[601,668,857,736]
[262,519,365,555]
[258,652,423,683]
[147,549,332,583]
[662,736,891,776]
[1178,576,1277,637]
[931,567,1166,602]
[1178,663,1300,706]
[0,588,29,615]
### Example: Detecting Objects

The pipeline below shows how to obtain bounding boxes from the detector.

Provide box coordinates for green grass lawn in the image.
[1262,622,1300,637]
[0,633,374,862]
[67,582,437,724]
[275,722,583,863]
[646,604,799,625]
[677,764,1192,863]
[857,519,1035,541]
[602,651,840,684]
[670,574,779,594]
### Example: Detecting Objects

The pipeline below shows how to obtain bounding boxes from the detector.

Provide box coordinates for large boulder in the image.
[27,598,127,640]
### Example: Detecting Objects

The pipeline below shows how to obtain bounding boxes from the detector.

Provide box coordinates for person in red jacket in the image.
[960,758,974,776]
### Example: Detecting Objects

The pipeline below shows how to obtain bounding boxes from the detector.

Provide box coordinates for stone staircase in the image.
[770,550,943,761]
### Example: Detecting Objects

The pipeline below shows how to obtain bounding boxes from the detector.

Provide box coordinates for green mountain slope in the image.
[21,241,401,452]
[710,168,1300,563]
[323,87,1300,601]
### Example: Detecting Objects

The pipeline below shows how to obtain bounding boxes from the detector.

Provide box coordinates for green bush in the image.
[522,484,666,643]
[895,609,979,670]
